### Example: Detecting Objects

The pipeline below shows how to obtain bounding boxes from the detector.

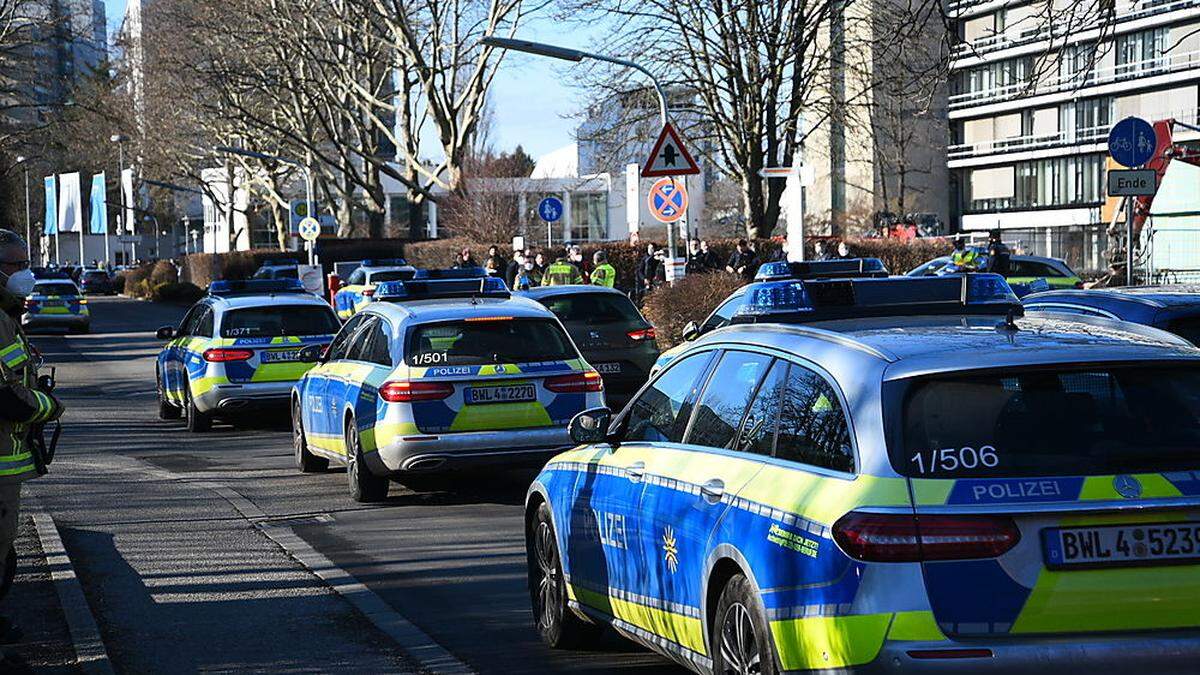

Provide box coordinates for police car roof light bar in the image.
[362,258,408,267]
[754,258,890,282]
[208,279,308,297]
[375,276,510,302]
[734,274,1021,324]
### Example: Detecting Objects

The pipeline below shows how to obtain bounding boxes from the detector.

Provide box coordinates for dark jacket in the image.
[727,250,759,280]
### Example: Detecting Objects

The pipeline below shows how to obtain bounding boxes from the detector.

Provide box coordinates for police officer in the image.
[590,251,616,288]
[951,238,980,271]
[542,248,584,286]
[0,230,64,630]
[985,229,1012,276]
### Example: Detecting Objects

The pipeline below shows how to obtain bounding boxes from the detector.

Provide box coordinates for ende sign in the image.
[1108,169,1157,197]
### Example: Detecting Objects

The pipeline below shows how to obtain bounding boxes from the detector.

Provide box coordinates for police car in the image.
[291,271,604,502]
[155,279,340,432]
[332,258,417,320]
[651,259,890,375]
[1024,285,1200,345]
[23,279,90,334]
[526,273,1200,674]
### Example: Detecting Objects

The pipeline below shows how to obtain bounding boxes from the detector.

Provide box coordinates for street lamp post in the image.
[15,156,31,264]
[110,134,129,269]
[214,146,315,264]
[478,37,679,260]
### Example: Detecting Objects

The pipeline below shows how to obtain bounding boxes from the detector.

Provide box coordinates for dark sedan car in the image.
[1024,285,1200,344]
[519,285,659,409]
[80,268,115,295]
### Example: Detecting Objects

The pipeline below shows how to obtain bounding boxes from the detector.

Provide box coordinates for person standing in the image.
[484,245,507,278]
[590,251,617,288]
[951,238,980,271]
[531,252,548,286]
[543,248,585,286]
[505,250,525,289]
[836,241,853,259]
[0,230,64,639]
[726,239,759,281]
[985,229,1012,276]
[453,247,478,269]
[568,245,589,283]
[685,239,707,274]
[637,243,660,302]
[700,240,720,271]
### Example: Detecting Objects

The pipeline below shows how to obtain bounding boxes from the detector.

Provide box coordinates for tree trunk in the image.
[743,174,767,239]
[273,202,288,251]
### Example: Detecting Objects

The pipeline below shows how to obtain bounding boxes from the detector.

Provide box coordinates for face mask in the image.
[524,262,533,271]
[3,268,34,297]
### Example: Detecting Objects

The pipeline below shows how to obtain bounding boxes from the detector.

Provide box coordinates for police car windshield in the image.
[220,306,339,338]
[406,318,577,366]
[36,283,78,296]
[537,294,642,326]
[895,364,1200,478]
[1167,316,1200,346]
[369,270,415,283]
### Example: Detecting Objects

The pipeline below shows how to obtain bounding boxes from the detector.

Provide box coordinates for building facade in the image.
[948,0,1200,273]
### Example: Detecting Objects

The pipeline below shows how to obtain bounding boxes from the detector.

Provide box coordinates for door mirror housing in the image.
[298,344,326,364]
[569,407,613,445]
[338,280,348,289]
[156,326,175,340]
[682,320,700,342]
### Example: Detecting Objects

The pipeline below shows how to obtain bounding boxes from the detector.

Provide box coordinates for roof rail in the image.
[754,258,889,281]
[375,275,510,301]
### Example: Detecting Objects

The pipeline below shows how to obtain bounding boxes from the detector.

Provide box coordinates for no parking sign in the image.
[647,178,688,223]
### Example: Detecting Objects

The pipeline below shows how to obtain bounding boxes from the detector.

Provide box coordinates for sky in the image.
[104,2,587,161]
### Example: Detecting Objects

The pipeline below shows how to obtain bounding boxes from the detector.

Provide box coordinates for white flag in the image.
[121,168,136,233]
[57,172,82,233]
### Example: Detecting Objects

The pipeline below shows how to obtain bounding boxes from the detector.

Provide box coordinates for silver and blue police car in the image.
[155,279,340,432]
[332,258,417,320]
[22,279,90,334]
[526,273,1200,674]
[291,271,604,502]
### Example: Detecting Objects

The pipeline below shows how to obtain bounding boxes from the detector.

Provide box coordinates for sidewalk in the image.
[5,513,85,674]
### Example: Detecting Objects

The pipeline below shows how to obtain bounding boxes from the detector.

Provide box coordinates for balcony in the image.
[950,0,1198,58]
[949,49,1200,109]
[949,125,1109,159]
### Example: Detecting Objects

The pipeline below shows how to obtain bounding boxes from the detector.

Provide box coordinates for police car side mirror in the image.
[682,321,700,342]
[569,408,612,445]
[297,344,325,364]
[156,326,175,340]
[338,281,347,289]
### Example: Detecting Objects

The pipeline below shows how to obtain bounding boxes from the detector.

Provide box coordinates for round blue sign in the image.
[537,197,563,223]
[1107,117,1157,168]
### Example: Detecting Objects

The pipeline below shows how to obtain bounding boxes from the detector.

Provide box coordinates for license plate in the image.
[261,349,302,363]
[595,362,622,375]
[465,383,536,405]
[1042,522,1200,569]
[42,300,63,307]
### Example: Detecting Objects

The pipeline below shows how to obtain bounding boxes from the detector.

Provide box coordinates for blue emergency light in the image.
[361,258,409,267]
[735,273,1021,322]
[375,275,509,301]
[754,258,889,282]
[208,279,307,297]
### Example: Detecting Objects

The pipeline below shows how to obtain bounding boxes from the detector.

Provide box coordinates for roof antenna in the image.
[997,307,1020,334]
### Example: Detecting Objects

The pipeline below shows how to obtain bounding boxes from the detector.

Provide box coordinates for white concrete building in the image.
[948,0,1200,272]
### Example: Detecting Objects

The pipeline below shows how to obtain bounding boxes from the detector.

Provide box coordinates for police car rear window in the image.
[894,364,1200,478]
[537,294,642,325]
[406,319,577,366]
[369,270,415,283]
[36,283,78,296]
[220,306,339,338]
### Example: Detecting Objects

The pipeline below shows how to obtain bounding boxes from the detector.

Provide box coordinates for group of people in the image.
[453,245,617,291]
[950,230,1012,275]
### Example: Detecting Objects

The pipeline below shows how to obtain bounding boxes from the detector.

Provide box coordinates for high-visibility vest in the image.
[0,323,57,483]
[590,263,617,288]
[952,249,979,269]
[542,261,583,286]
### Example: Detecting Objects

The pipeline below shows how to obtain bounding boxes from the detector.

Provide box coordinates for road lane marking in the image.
[29,499,115,675]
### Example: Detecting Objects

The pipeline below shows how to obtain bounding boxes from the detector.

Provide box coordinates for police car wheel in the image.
[292,399,327,473]
[345,421,388,502]
[185,387,212,433]
[529,502,600,648]
[157,371,181,420]
[712,574,777,675]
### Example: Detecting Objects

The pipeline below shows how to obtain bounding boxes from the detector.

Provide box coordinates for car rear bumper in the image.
[22,314,89,329]
[370,426,573,475]
[194,381,296,414]
[854,631,1200,674]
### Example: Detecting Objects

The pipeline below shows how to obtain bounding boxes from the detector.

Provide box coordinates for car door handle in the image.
[701,478,726,504]
[626,461,646,481]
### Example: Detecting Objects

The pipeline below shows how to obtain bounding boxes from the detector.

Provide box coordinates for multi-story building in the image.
[948,0,1200,273]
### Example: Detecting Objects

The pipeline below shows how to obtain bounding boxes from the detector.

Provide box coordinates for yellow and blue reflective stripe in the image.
[0,342,27,369]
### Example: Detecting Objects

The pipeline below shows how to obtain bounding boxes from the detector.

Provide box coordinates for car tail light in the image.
[380,380,455,402]
[545,371,604,393]
[832,511,1020,562]
[203,348,255,362]
[362,288,375,298]
[23,299,38,309]
[628,327,656,341]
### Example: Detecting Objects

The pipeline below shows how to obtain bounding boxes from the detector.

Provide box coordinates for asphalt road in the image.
[25,296,681,674]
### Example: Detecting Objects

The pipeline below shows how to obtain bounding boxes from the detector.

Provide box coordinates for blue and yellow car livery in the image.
[22,279,89,333]
[293,275,604,501]
[333,259,416,320]
[527,274,1200,673]
[156,279,340,432]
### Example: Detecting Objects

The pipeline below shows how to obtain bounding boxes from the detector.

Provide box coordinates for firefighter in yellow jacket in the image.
[541,249,584,286]
[0,230,63,613]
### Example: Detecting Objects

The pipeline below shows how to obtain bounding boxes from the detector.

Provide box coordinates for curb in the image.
[28,500,115,675]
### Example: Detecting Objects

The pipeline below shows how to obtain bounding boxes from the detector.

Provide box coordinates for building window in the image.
[956,56,1032,97]
[569,193,607,242]
[1011,155,1104,209]
[1117,28,1168,76]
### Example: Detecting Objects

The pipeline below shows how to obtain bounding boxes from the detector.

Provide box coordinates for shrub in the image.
[110,274,125,294]
[641,271,747,350]
[149,260,178,286]
[118,263,156,299]
[151,282,205,304]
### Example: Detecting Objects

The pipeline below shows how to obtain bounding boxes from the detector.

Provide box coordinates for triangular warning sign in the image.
[641,122,701,178]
